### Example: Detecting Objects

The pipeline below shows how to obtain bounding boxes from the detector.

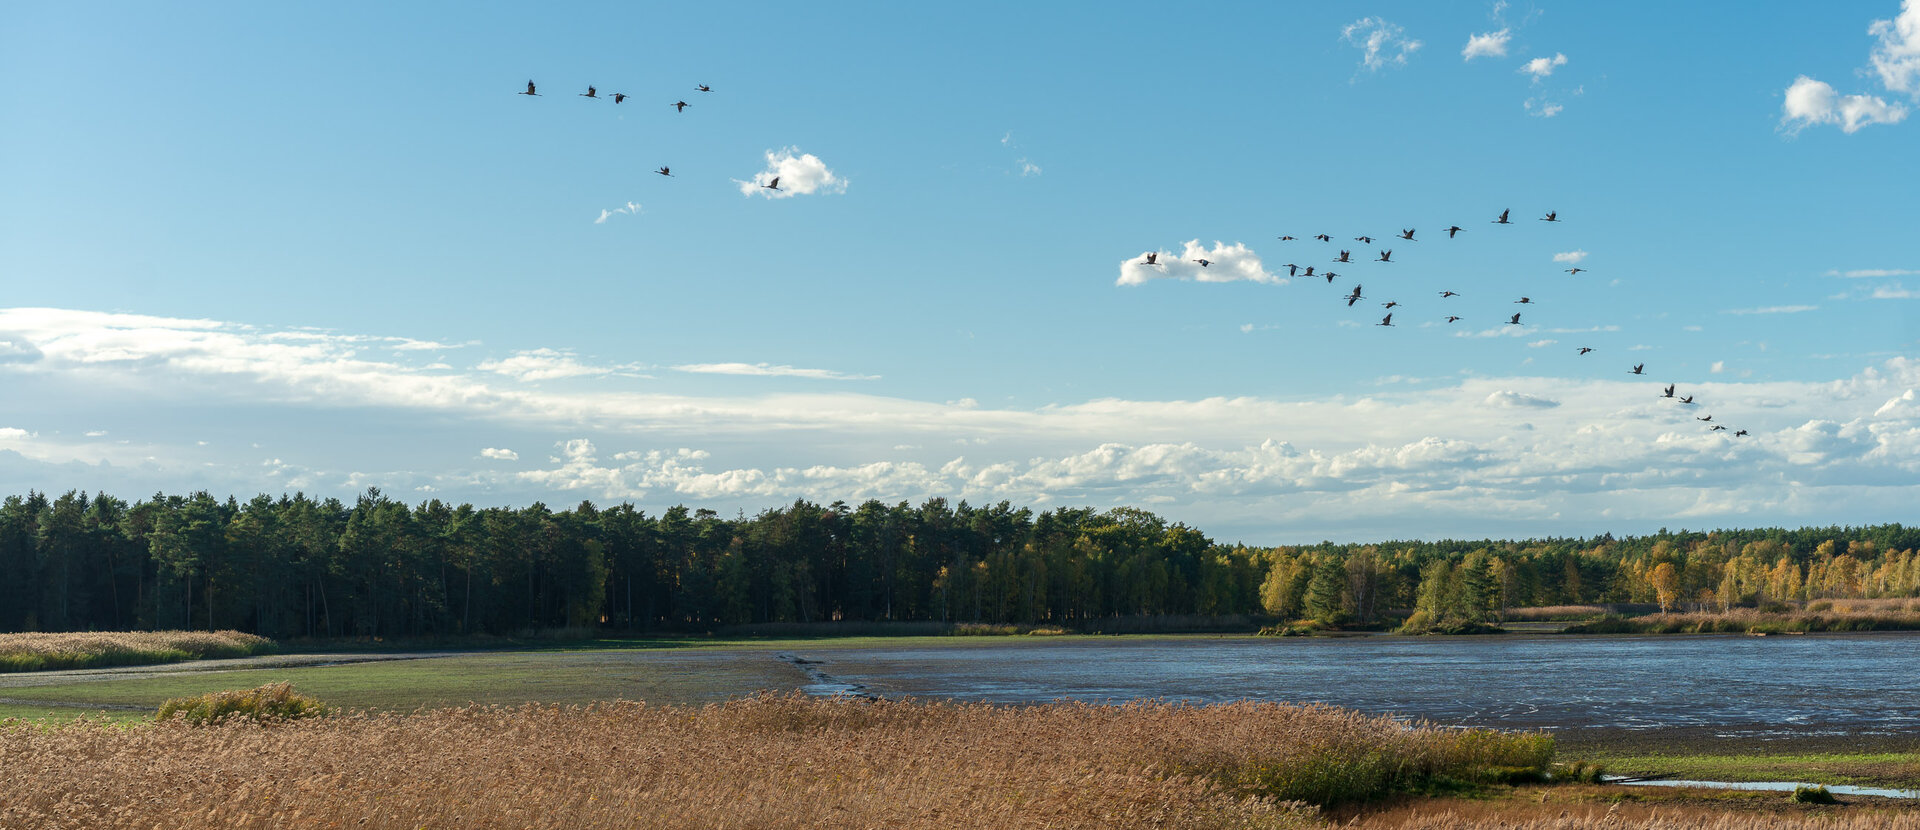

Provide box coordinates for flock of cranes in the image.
[516,80,782,192]
[1138,208,1751,438]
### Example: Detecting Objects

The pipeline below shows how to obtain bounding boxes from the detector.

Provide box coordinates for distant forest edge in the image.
[2,489,1917,638]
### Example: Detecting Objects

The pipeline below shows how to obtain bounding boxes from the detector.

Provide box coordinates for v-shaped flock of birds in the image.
[516,80,785,192]
[1138,210,1752,438]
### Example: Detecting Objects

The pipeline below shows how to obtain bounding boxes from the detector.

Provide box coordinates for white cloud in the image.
[670,362,879,381]
[1484,390,1560,408]
[1526,99,1564,118]
[1781,75,1908,134]
[1873,284,1920,298]
[1711,361,1727,374]
[11,306,1920,540]
[476,348,645,382]
[1871,0,1920,95]
[480,447,519,461]
[1342,17,1422,72]
[594,201,642,224]
[1000,132,1042,177]
[1526,339,1558,348]
[1828,268,1920,278]
[1116,240,1285,287]
[1520,53,1568,81]
[0,428,33,441]
[1552,250,1588,265]
[1876,389,1920,418]
[1462,28,1512,60]
[84,430,108,437]
[736,147,846,199]
[1724,305,1818,315]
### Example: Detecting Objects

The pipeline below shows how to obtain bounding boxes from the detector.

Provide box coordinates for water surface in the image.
[793,633,1920,737]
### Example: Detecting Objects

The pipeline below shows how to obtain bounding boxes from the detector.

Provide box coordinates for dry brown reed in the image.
[1502,605,1613,621]
[1569,606,1920,634]
[0,630,273,672]
[0,695,1551,830]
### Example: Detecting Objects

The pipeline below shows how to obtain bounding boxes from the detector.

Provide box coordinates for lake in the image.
[786,633,1920,737]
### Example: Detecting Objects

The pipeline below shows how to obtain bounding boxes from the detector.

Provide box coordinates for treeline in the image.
[1263,526,1920,632]
[0,490,1263,637]
[1,488,1916,637]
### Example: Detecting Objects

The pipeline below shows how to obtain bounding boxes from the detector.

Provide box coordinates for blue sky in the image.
[2,1,1917,542]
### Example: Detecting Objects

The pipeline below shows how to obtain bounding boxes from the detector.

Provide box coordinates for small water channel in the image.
[1611,779,1920,800]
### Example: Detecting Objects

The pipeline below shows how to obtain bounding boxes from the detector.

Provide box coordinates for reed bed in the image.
[0,694,1551,829]
[1502,605,1614,622]
[0,630,273,672]
[1566,608,1920,635]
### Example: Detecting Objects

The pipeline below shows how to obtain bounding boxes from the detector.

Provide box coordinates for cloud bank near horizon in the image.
[1,306,1917,540]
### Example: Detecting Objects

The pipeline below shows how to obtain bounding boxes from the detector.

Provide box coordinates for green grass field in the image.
[0,633,1175,721]
[1582,749,1920,789]
[0,650,796,715]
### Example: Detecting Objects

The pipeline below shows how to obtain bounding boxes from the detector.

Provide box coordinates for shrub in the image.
[949,623,1022,636]
[156,682,330,726]
[1555,760,1607,784]
[1791,784,1838,804]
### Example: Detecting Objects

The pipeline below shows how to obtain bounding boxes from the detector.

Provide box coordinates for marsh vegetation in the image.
[0,630,271,672]
[3,695,1550,829]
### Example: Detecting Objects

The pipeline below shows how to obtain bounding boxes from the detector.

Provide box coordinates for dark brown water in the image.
[791,633,1920,738]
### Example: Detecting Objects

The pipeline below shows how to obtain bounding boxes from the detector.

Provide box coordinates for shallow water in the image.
[1613,779,1920,799]
[792,633,1920,737]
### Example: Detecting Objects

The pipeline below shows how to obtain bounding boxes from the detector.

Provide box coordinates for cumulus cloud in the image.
[1116,241,1285,287]
[0,428,33,441]
[736,147,846,198]
[10,306,1920,540]
[1525,99,1564,118]
[1781,75,1908,134]
[1484,390,1560,408]
[1552,250,1588,265]
[1462,28,1512,60]
[1876,389,1920,418]
[1711,361,1727,374]
[1520,53,1568,81]
[476,349,645,382]
[480,447,519,461]
[0,337,44,363]
[670,362,879,381]
[1871,0,1920,95]
[1342,17,1422,72]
